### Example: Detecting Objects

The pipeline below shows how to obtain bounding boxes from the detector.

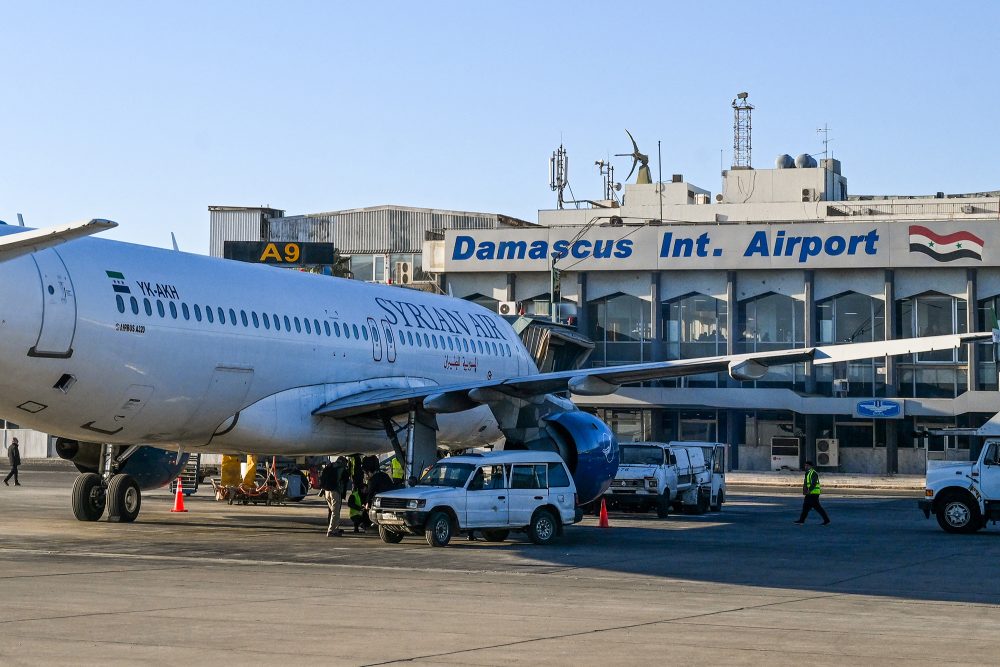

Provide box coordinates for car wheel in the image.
[481,529,509,542]
[711,489,725,512]
[936,495,982,534]
[656,495,671,518]
[528,509,557,545]
[424,511,452,547]
[378,526,404,544]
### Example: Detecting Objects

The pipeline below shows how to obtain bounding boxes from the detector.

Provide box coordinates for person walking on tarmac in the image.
[4,437,21,486]
[794,460,830,525]
[320,458,349,537]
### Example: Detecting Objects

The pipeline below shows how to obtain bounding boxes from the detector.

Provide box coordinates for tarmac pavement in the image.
[0,464,996,665]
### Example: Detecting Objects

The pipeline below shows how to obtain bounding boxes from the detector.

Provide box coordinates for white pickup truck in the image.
[919,438,1000,533]
[602,441,725,517]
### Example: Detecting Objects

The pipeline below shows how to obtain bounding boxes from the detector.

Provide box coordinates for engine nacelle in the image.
[55,439,189,490]
[542,411,619,503]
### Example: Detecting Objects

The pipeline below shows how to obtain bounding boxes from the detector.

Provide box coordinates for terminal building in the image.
[210,153,1000,475]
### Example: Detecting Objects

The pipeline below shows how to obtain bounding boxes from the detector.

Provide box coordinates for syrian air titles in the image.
[376,297,508,340]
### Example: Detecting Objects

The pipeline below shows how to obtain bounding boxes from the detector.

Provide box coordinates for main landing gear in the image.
[70,445,142,523]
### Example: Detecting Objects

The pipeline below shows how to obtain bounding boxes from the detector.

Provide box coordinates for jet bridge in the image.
[507,316,594,373]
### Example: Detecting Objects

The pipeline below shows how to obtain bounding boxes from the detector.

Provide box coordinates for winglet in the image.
[0,218,117,263]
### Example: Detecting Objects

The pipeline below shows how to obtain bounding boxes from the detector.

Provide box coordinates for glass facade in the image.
[587,294,652,365]
[737,293,806,388]
[815,292,886,396]
[897,292,968,397]
[662,293,727,387]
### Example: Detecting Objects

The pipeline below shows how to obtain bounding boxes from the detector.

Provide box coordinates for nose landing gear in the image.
[70,444,142,522]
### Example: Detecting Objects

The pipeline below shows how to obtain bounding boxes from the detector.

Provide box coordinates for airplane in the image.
[0,218,990,523]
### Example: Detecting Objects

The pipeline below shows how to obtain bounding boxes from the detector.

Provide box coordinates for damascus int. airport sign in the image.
[444,221,990,272]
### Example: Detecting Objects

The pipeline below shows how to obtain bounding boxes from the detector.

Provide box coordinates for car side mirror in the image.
[407,476,418,487]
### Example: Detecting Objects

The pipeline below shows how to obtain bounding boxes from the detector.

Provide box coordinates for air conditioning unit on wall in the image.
[816,438,839,467]
[393,262,411,285]
[770,436,800,471]
[497,301,517,316]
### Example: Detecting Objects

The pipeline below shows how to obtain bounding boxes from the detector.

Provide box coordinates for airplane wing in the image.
[314,332,991,419]
[0,219,117,262]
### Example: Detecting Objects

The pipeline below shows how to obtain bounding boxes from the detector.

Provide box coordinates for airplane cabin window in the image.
[397,329,404,344]
[314,319,321,335]
[206,307,214,323]
[372,327,379,342]
[447,337,453,351]
[423,333,430,347]
[143,299,153,316]
[333,322,341,336]
[294,317,301,333]
[156,301,165,318]
[251,312,259,328]
[283,315,291,331]
[182,303,190,320]
[194,304,202,321]
[217,307,225,324]
[131,297,139,314]
[432,336,438,349]
[241,310,249,327]
[463,339,469,352]
[352,324,360,338]
[263,313,270,329]
[228,308,237,326]
[169,302,177,319]
[324,321,331,336]
[407,331,413,346]
[116,295,125,313]
[271,313,279,330]
[304,318,311,334]
[362,326,368,341]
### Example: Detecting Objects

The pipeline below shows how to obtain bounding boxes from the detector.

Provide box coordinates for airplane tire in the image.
[72,473,106,522]
[107,474,141,523]
[481,529,509,542]
[378,526,404,544]
[425,511,453,547]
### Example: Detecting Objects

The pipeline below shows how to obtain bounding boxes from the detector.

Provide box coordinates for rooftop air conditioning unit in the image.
[802,188,817,202]
[393,261,411,285]
[771,436,800,471]
[962,204,976,214]
[497,301,517,316]
[833,378,850,395]
[816,438,839,467]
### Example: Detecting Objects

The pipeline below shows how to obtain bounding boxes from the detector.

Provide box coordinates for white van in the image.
[604,441,722,516]
[371,451,581,547]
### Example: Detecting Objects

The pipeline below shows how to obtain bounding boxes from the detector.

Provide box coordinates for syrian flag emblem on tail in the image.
[106,270,131,294]
[908,225,984,262]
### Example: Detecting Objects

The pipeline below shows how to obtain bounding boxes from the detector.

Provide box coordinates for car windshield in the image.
[416,462,475,487]
[620,446,664,465]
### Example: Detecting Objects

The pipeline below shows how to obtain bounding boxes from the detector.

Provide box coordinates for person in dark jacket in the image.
[4,438,21,486]
[319,458,349,536]
[794,460,830,525]
[363,462,395,509]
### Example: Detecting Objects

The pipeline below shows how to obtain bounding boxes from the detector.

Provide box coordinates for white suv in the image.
[371,451,581,547]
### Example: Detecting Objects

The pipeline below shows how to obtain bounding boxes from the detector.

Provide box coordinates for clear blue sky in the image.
[1,1,998,253]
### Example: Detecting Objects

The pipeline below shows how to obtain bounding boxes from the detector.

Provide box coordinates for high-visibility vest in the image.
[807,469,822,495]
[348,490,363,518]
[390,457,404,481]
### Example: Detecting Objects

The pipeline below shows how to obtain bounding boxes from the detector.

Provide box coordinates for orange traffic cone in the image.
[598,498,610,528]
[170,477,188,513]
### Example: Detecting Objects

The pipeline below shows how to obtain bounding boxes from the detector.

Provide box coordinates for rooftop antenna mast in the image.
[595,159,620,203]
[549,144,569,210]
[817,123,832,158]
[732,91,754,169]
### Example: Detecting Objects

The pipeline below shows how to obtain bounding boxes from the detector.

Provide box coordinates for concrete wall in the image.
[736,443,955,474]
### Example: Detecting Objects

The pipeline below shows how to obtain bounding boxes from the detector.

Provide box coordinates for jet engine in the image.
[55,439,189,490]
[540,411,619,503]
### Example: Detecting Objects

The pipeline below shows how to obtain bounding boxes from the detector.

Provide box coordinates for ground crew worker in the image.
[390,455,405,486]
[347,488,366,533]
[794,460,830,525]
[3,437,21,487]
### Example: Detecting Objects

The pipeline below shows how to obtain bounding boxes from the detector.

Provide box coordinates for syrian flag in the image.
[908,225,984,262]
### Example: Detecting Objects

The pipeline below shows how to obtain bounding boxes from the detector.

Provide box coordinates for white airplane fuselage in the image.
[0,226,522,456]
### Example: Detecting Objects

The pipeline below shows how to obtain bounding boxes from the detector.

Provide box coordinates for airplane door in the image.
[381,319,397,363]
[30,249,77,358]
[367,317,382,361]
